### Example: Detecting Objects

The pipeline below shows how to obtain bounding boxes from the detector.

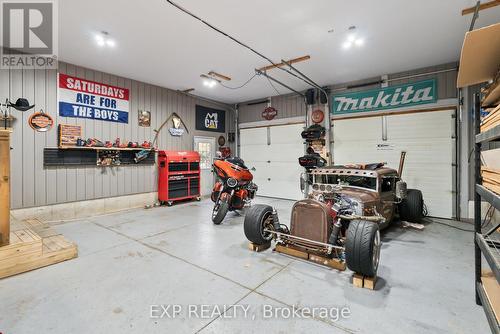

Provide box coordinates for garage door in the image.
[333,110,455,218]
[240,123,305,200]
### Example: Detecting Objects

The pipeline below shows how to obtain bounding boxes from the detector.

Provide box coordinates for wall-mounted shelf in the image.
[58,146,155,152]
[476,125,500,144]
[473,93,500,334]
[43,147,155,167]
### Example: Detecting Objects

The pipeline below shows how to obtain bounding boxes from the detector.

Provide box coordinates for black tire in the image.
[398,189,423,223]
[212,199,229,225]
[345,220,381,277]
[244,204,274,245]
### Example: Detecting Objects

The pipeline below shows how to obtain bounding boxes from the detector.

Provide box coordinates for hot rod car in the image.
[243,161,424,277]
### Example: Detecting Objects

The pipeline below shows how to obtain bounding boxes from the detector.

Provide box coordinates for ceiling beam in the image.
[462,0,500,15]
[257,55,310,72]
[208,71,231,81]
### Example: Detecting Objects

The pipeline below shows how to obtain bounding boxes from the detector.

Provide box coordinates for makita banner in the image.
[58,74,130,123]
[331,79,437,115]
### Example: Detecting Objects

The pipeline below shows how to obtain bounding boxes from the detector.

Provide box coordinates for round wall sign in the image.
[262,107,278,120]
[218,135,226,146]
[311,109,324,124]
[28,110,53,132]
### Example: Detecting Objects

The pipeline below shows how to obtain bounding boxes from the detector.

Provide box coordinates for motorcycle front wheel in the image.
[212,198,230,224]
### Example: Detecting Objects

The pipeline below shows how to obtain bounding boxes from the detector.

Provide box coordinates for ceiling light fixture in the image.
[342,26,364,50]
[95,31,115,48]
[200,74,219,88]
[203,79,217,88]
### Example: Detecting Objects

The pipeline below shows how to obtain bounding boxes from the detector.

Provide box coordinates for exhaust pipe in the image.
[398,151,406,177]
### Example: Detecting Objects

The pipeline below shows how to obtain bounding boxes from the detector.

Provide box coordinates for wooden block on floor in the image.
[248,242,271,252]
[363,276,377,290]
[352,274,377,290]
[352,274,364,288]
[0,219,78,279]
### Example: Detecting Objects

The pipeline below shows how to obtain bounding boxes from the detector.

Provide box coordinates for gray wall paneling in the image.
[1,61,233,209]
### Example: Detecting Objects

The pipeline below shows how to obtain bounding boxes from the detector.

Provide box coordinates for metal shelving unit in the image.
[474,93,500,334]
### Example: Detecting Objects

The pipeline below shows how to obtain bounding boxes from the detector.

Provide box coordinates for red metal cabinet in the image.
[158,150,201,205]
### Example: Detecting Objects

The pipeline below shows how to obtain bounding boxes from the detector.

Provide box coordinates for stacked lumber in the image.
[482,167,500,195]
[481,67,500,106]
[481,103,500,132]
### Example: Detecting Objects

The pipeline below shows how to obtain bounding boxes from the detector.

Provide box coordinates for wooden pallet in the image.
[274,243,346,271]
[0,219,78,279]
[352,273,377,290]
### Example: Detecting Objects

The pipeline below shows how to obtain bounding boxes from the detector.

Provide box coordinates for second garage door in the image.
[240,123,305,200]
[333,109,455,218]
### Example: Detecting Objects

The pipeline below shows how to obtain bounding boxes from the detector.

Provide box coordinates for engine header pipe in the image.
[398,151,407,177]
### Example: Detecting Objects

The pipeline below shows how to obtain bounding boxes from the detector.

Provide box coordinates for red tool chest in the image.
[158,150,201,206]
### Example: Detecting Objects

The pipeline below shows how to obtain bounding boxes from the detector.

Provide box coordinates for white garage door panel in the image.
[241,123,305,200]
[388,112,453,139]
[240,144,272,162]
[334,140,386,164]
[270,143,304,162]
[270,123,306,144]
[261,180,302,200]
[240,127,268,146]
[332,117,382,141]
[333,110,454,218]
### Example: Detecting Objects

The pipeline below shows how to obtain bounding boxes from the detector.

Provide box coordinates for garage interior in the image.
[0,1,499,333]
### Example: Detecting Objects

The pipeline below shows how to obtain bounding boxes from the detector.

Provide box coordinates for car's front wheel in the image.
[244,204,274,245]
[345,220,381,277]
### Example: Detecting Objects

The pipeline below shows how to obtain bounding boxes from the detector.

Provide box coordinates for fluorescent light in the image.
[342,41,352,49]
[106,39,116,47]
[347,34,356,42]
[354,38,364,46]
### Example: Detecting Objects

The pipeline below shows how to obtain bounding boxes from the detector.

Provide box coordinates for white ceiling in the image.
[59,0,500,104]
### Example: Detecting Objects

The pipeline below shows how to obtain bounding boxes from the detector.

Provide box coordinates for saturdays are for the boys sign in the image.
[58,74,129,123]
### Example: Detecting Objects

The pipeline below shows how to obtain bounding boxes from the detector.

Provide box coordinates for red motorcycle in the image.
[211,157,258,224]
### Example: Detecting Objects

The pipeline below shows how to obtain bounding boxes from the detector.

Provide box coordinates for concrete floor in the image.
[0,197,489,334]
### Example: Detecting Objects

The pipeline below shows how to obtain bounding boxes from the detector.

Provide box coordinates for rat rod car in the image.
[244,161,424,277]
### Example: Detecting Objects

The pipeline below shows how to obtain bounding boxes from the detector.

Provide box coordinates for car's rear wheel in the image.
[244,204,274,245]
[345,220,381,277]
[398,189,424,223]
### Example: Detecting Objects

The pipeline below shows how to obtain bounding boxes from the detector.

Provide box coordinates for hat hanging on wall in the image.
[9,98,35,112]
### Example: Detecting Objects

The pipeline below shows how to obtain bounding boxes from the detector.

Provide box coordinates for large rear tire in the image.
[244,204,274,245]
[345,220,381,277]
[398,189,423,223]
[212,199,229,225]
